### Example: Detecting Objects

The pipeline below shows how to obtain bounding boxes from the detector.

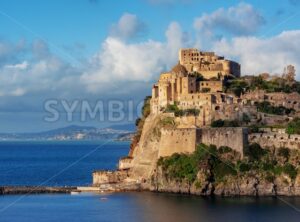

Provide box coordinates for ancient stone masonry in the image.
[178,48,240,78]
[158,127,248,158]
[241,90,300,111]
[158,128,201,157]
[249,128,300,150]
[93,48,300,196]
[200,127,248,158]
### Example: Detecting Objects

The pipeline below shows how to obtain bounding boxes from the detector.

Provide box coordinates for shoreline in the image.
[0,186,77,195]
[2,185,300,197]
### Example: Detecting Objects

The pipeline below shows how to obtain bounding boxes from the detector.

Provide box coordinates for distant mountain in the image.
[106,123,135,131]
[0,124,135,141]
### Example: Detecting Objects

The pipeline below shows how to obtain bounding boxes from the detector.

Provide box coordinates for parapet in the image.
[249,132,300,150]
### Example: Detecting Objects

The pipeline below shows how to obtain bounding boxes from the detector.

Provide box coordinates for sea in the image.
[0,141,299,222]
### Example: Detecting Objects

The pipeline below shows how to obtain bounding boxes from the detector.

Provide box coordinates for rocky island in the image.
[93,48,300,196]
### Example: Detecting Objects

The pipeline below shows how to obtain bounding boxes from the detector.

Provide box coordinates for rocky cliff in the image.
[148,146,300,196]
[93,109,300,196]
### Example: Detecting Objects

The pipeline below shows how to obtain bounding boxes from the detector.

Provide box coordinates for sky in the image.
[0,0,300,132]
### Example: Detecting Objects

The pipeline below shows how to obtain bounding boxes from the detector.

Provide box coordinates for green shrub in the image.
[225,79,249,97]
[262,162,274,171]
[165,104,200,117]
[213,162,237,181]
[277,147,290,160]
[242,113,251,124]
[211,119,225,127]
[286,118,300,134]
[273,165,283,175]
[248,125,260,133]
[158,153,198,183]
[165,104,179,113]
[211,119,240,127]
[256,101,294,115]
[218,146,233,154]
[142,96,151,118]
[283,163,297,179]
[160,117,175,127]
[265,173,275,183]
[132,96,152,145]
[246,143,267,161]
[239,162,251,172]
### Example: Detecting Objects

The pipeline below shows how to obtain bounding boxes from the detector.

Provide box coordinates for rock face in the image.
[92,112,300,196]
[93,113,163,190]
[92,48,300,196]
[148,169,300,196]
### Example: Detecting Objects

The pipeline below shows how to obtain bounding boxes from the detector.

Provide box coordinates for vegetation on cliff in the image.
[225,75,300,96]
[165,104,200,117]
[286,118,300,135]
[129,96,151,156]
[255,101,295,115]
[211,114,251,127]
[157,143,300,187]
[211,119,240,127]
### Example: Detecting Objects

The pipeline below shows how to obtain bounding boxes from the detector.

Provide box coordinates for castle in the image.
[93,48,300,190]
[151,49,250,126]
[178,48,240,78]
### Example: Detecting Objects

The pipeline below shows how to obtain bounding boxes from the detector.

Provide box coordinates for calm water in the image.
[0,141,300,221]
[0,141,129,186]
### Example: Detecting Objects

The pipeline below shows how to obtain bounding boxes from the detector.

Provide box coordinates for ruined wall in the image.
[249,132,300,149]
[158,127,247,158]
[93,170,128,185]
[178,48,240,78]
[199,81,223,92]
[200,127,248,157]
[158,128,201,157]
[118,157,133,170]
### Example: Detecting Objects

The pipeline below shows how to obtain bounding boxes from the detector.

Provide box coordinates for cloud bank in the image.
[0,4,299,105]
[194,3,265,37]
[110,13,147,40]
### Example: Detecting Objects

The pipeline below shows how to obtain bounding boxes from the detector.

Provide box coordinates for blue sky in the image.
[0,0,300,132]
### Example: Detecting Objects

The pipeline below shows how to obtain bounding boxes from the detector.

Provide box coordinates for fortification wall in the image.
[158,127,247,157]
[118,157,133,170]
[199,81,223,92]
[93,170,128,185]
[249,132,300,150]
[199,127,248,157]
[158,128,201,157]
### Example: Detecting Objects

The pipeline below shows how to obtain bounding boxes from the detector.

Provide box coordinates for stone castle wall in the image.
[249,132,300,150]
[158,128,201,157]
[93,170,128,185]
[199,81,223,92]
[158,127,248,157]
[200,127,248,158]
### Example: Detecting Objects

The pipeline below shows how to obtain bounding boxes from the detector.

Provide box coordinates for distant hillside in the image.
[106,123,135,131]
[0,124,135,141]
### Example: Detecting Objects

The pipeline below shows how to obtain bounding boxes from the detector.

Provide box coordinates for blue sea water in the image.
[0,141,129,186]
[0,141,300,222]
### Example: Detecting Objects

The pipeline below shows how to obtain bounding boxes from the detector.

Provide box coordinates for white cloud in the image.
[0,43,81,98]
[0,7,299,103]
[81,22,187,93]
[110,13,146,40]
[4,61,28,70]
[194,3,265,37]
[213,30,300,77]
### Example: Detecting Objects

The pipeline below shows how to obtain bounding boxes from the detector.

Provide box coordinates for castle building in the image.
[178,48,241,78]
[150,49,246,126]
